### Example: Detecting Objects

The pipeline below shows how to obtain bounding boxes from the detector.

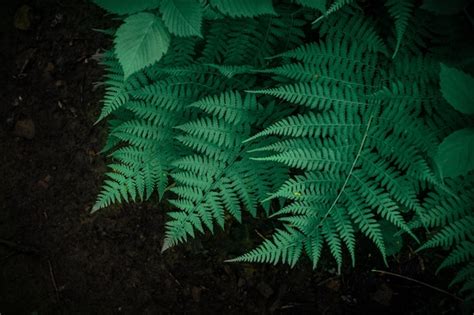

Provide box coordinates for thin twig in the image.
[371,269,463,302]
[254,229,267,241]
[48,259,60,302]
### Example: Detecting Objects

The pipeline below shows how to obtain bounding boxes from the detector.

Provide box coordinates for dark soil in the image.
[0,1,464,314]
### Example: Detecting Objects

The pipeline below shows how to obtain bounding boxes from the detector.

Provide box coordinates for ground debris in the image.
[14,118,35,139]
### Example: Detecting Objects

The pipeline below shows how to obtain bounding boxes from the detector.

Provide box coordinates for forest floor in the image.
[0,1,464,314]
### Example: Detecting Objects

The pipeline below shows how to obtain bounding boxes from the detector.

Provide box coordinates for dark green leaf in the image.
[114,13,170,78]
[440,63,474,115]
[435,128,474,178]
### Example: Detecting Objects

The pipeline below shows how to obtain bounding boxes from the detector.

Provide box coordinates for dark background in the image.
[0,0,464,313]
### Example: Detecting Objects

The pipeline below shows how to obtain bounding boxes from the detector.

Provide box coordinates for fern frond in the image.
[331,206,356,266]
[205,64,256,78]
[295,0,326,12]
[254,147,354,172]
[269,171,343,201]
[437,241,474,273]
[248,82,367,110]
[418,216,474,251]
[209,0,276,18]
[343,188,387,263]
[175,117,247,149]
[93,147,167,211]
[227,227,304,267]
[320,11,388,56]
[246,110,364,142]
[312,0,355,24]
[189,91,260,125]
[385,0,415,58]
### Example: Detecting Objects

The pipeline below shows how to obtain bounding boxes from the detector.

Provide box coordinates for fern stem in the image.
[319,113,374,225]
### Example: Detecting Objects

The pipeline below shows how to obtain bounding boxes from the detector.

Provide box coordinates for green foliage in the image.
[435,64,474,178]
[436,128,474,178]
[115,12,170,78]
[417,179,474,301]
[92,0,474,304]
[208,0,277,18]
[295,0,326,12]
[440,64,474,115]
[385,0,414,58]
[160,0,203,37]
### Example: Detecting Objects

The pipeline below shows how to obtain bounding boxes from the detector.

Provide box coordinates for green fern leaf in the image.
[248,82,366,110]
[189,91,260,125]
[227,227,304,267]
[209,0,276,18]
[313,0,355,24]
[437,241,474,273]
[254,147,353,172]
[385,0,415,58]
[418,216,474,251]
[295,0,326,12]
[322,218,343,271]
[331,207,356,266]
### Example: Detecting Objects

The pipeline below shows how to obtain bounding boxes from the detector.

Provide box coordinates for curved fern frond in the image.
[385,0,415,58]
[227,227,305,267]
[93,146,168,211]
[312,0,355,24]
[189,91,261,125]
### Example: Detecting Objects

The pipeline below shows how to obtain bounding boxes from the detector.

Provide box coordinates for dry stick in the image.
[371,269,463,302]
[48,259,61,303]
[254,229,267,241]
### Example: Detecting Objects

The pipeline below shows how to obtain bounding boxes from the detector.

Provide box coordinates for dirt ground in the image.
[0,1,465,314]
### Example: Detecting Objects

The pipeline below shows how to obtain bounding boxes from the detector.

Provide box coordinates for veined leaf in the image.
[435,128,474,178]
[160,0,203,37]
[440,63,474,115]
[115,13,171,78]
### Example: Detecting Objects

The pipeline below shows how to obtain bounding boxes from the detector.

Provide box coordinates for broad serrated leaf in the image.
[440,63,474,115]
[93,0,162,15]
[160,0,203,37]
[435,128,474,178]
[115,13,170,78]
